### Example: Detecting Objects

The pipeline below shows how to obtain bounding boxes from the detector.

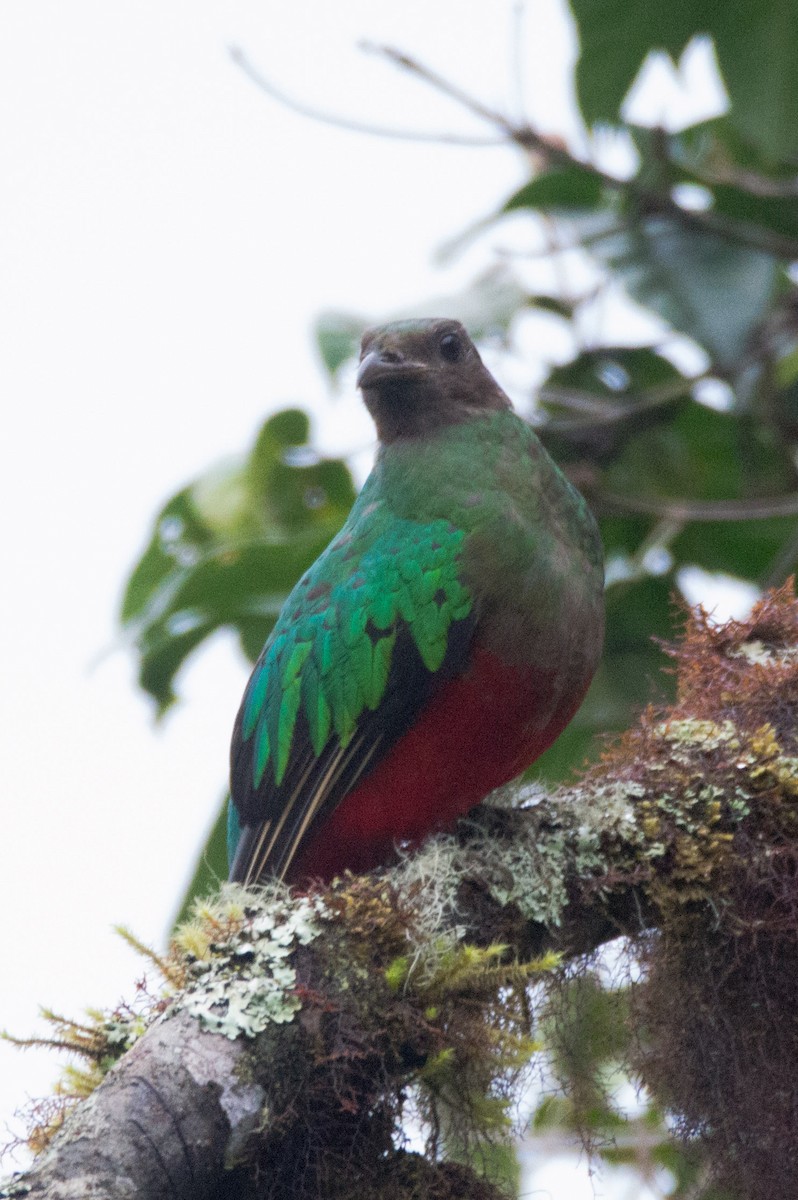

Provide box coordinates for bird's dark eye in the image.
[439,333,462,363]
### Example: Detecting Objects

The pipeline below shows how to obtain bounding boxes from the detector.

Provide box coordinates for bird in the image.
[228,318,604,886]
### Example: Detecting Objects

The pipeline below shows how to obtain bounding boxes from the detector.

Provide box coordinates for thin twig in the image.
[539,373,700,429]
[229,47,505,147]
[596,490,798,521]
[687,162,798,200]
[361,42,520,138]
[365,43,798,262]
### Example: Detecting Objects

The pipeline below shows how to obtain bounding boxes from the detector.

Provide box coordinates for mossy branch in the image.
[5,584,798,1200]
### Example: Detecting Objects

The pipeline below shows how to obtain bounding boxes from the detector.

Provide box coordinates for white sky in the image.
[0,2,731,1190]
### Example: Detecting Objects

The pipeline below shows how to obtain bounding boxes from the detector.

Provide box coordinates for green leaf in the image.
[603,401,794,502]
[121,490,214,625]
[605,574,678,649]
[669,114,798,185]
[712,0,798,162]
[702,182,798,246]
[570,0,798,161]
[504,167,605,213]
[599,513,654,558]
[673,517,798,582]
[121,408,357,712]
[543,345,686,407]
[569,0,699,125]
[129,537,334,713]
[538,346,690,465]
[596,215,777,369]
[313,312,365,380]
[527,294,577,319]
[532,1094,573,1131]
[258,407,311,449]
[267,458,357,533]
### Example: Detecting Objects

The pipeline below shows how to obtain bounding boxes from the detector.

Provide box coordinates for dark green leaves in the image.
[569,0,700,126]
[602,397,794,502]
[596,216,777,370]
[568,0,798,161]
[711,0,798,161]
[504,166,605,213]
[121,409,357,714]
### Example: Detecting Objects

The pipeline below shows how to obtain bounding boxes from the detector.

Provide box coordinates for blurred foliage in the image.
[569,0,798,161]
[122,409,357,715]
[537,968,735,1199]
[122,410,358,906]
[121,3,798,1195]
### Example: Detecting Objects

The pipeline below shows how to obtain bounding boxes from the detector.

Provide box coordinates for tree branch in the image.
[6,585,798,1200]
[365,43,798,262]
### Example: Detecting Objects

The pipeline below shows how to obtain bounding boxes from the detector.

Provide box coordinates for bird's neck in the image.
[365,378,511,444]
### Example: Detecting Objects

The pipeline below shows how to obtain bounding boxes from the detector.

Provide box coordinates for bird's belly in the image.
[289,644,585,882]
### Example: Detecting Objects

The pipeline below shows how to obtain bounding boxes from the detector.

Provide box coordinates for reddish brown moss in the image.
[589,581,798,1200]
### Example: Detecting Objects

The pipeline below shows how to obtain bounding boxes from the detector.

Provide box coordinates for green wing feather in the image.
[241,512,471,792]
[229,498,475,883]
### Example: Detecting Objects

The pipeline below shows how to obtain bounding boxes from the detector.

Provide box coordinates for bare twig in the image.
[234,36,798,264]
[229,46,505,147]
[361,42,521,139]
[597,489,798,521]
[364,43,798,262]
[687,162,798,200]
[538,373,701,431]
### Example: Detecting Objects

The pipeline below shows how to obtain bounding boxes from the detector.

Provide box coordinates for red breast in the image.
[289,645,587,882]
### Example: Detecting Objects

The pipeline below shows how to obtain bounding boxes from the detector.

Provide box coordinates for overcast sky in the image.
[0,3,730,1189]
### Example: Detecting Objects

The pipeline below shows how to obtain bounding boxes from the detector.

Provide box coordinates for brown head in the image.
[356,318,511,443]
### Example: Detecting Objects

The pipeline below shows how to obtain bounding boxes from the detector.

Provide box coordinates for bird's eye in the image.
[439,333,462,363]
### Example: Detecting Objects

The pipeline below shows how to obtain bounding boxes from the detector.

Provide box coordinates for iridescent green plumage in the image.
[242,498,473,788]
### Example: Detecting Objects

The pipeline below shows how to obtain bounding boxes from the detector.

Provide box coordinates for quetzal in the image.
[228,319,604,886]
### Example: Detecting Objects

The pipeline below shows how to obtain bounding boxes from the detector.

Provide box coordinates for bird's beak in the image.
[356,349,429,391]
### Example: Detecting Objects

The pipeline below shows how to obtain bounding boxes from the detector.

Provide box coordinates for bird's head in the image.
[357,318,511,442]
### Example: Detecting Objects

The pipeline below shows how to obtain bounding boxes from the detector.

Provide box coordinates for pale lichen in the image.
[172,886,327,1039]
[728,639,798,667]
[420,779,648,930]
[653,718,740,756]
[500,779,649,924]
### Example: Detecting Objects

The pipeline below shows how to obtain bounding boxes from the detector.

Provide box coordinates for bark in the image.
[3,1012,263,1199]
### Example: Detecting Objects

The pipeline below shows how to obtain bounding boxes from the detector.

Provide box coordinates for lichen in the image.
[481,779,648,926]
[0,1177,31,1198]
[171,885,327,1038]
[729,639,798,667]
[653,718,740,754]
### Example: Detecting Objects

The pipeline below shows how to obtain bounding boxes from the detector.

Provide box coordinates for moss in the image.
[234,873,552,1200]
[613,581,798,1200]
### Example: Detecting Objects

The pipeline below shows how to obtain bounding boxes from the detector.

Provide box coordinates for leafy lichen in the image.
[171,886,327,1038]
